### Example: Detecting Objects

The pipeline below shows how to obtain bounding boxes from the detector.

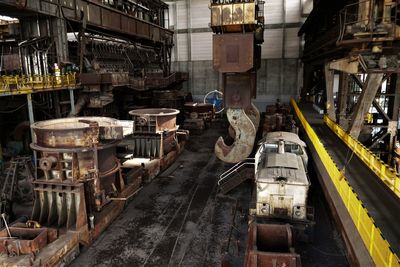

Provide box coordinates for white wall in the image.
[167,0,307,105]
[168,0,302,62]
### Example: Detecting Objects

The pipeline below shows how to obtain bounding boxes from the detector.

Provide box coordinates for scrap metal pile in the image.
[119,108,188,181]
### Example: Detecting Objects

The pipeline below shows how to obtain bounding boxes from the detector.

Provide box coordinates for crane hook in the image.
[215,104,259,163]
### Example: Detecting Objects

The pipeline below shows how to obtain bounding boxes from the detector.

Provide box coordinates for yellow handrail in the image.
[291,98,400,267]
[324,115,400,198]
[0,73,77,93]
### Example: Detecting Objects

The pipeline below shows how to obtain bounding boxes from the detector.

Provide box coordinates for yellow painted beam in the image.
[324,115,400,198]
[291,98,400,267]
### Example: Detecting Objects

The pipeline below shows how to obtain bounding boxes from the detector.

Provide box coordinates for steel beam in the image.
[337,73,349,128]
[330,58,359,74]
[349,73,384,138]
[324,62,336,121]
[27,94,37,171]
[69,89,76,115]
[372,99,390,121]
[388,75,400,158]
[52,17,69,63]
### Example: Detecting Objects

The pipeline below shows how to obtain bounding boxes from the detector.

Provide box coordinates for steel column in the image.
[338,72,349,128]
[27,94,37,170]
[349,73,384,138]
[324,62,336,121]
[69,89,76,115]
[52,17,69,63]
[388,75,400,157]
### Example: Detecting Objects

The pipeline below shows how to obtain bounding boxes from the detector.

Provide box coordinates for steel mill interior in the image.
[0,0,399,266]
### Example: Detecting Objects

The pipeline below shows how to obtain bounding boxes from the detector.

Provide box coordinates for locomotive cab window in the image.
[284,142,303,155]
[259,142,278,153]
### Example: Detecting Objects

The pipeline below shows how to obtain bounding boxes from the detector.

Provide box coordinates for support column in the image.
[53,91,61,118]
[27,94,37,171]
[69,89,76,115]
[324,62,336,121]
[388,74,400,160]
[302,63,313,100]
[349,73,384,138]
[52,17,69,63]
[337,72,349,128]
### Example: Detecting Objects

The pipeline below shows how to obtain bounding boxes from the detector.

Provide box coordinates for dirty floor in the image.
[70,122,348,267]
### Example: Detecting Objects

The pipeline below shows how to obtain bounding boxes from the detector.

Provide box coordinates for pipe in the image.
[68,94,89,117]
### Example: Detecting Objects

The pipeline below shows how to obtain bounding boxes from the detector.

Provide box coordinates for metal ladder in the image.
[218,158,255,194]
[0,156,33,227]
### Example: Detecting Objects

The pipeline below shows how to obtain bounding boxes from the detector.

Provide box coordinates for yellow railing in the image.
[324,115,400,198]
[0,73,77,93]
[291,98,400,267]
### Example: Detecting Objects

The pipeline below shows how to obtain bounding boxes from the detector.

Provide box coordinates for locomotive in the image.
[253,132,309,220]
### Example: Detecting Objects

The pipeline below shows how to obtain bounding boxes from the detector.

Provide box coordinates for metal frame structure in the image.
[299,0,400,162]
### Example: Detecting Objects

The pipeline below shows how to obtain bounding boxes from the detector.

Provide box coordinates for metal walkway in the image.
[294,101,400,267]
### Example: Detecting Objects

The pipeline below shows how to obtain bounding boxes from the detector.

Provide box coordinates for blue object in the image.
[204,90,224,113]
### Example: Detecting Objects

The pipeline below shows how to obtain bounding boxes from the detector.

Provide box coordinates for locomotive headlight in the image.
[293,205,305,218]
[259,203,269,215]
[261,207,268,214]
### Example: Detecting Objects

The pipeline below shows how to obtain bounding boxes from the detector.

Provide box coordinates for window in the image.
[284,142,303,155]
[260,142,278,153]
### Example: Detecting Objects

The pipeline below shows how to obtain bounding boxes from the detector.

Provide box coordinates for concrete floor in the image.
[70,122,349,267]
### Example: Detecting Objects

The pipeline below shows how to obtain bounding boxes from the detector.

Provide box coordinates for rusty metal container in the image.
[30,117,125,223]
[213,33,254,73]
[0,227,57,255]
[128,108,180,158]
[129,108,179,134]
[184,103,214,121]
[245,223,302,267]
[31,117,123,148]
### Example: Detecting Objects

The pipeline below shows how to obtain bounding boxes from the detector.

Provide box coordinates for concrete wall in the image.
[166,0,309,109]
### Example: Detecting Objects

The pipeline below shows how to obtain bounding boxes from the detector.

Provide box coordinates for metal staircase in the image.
[218,158,255,194]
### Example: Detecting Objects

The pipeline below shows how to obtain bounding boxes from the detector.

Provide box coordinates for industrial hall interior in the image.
[0,0,399,266]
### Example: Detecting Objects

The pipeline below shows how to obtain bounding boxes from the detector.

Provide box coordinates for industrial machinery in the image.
[30,117,125,215]
[210,0,265,163]
[0,116,144,265]
[263,101,298,136]
[244,223,302,267]
[0,156,34,228]
[0,109,188,264]
[253,132,309,221]
[299,0,400,161]
[183,103,214,131]
[129,108,179,159]
[0,0,187,119]
[119,108,188,181]
[218,132,309,265]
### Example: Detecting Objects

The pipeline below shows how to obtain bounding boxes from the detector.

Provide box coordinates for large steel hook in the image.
[245,103,260,130]
[215,105,259,163]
